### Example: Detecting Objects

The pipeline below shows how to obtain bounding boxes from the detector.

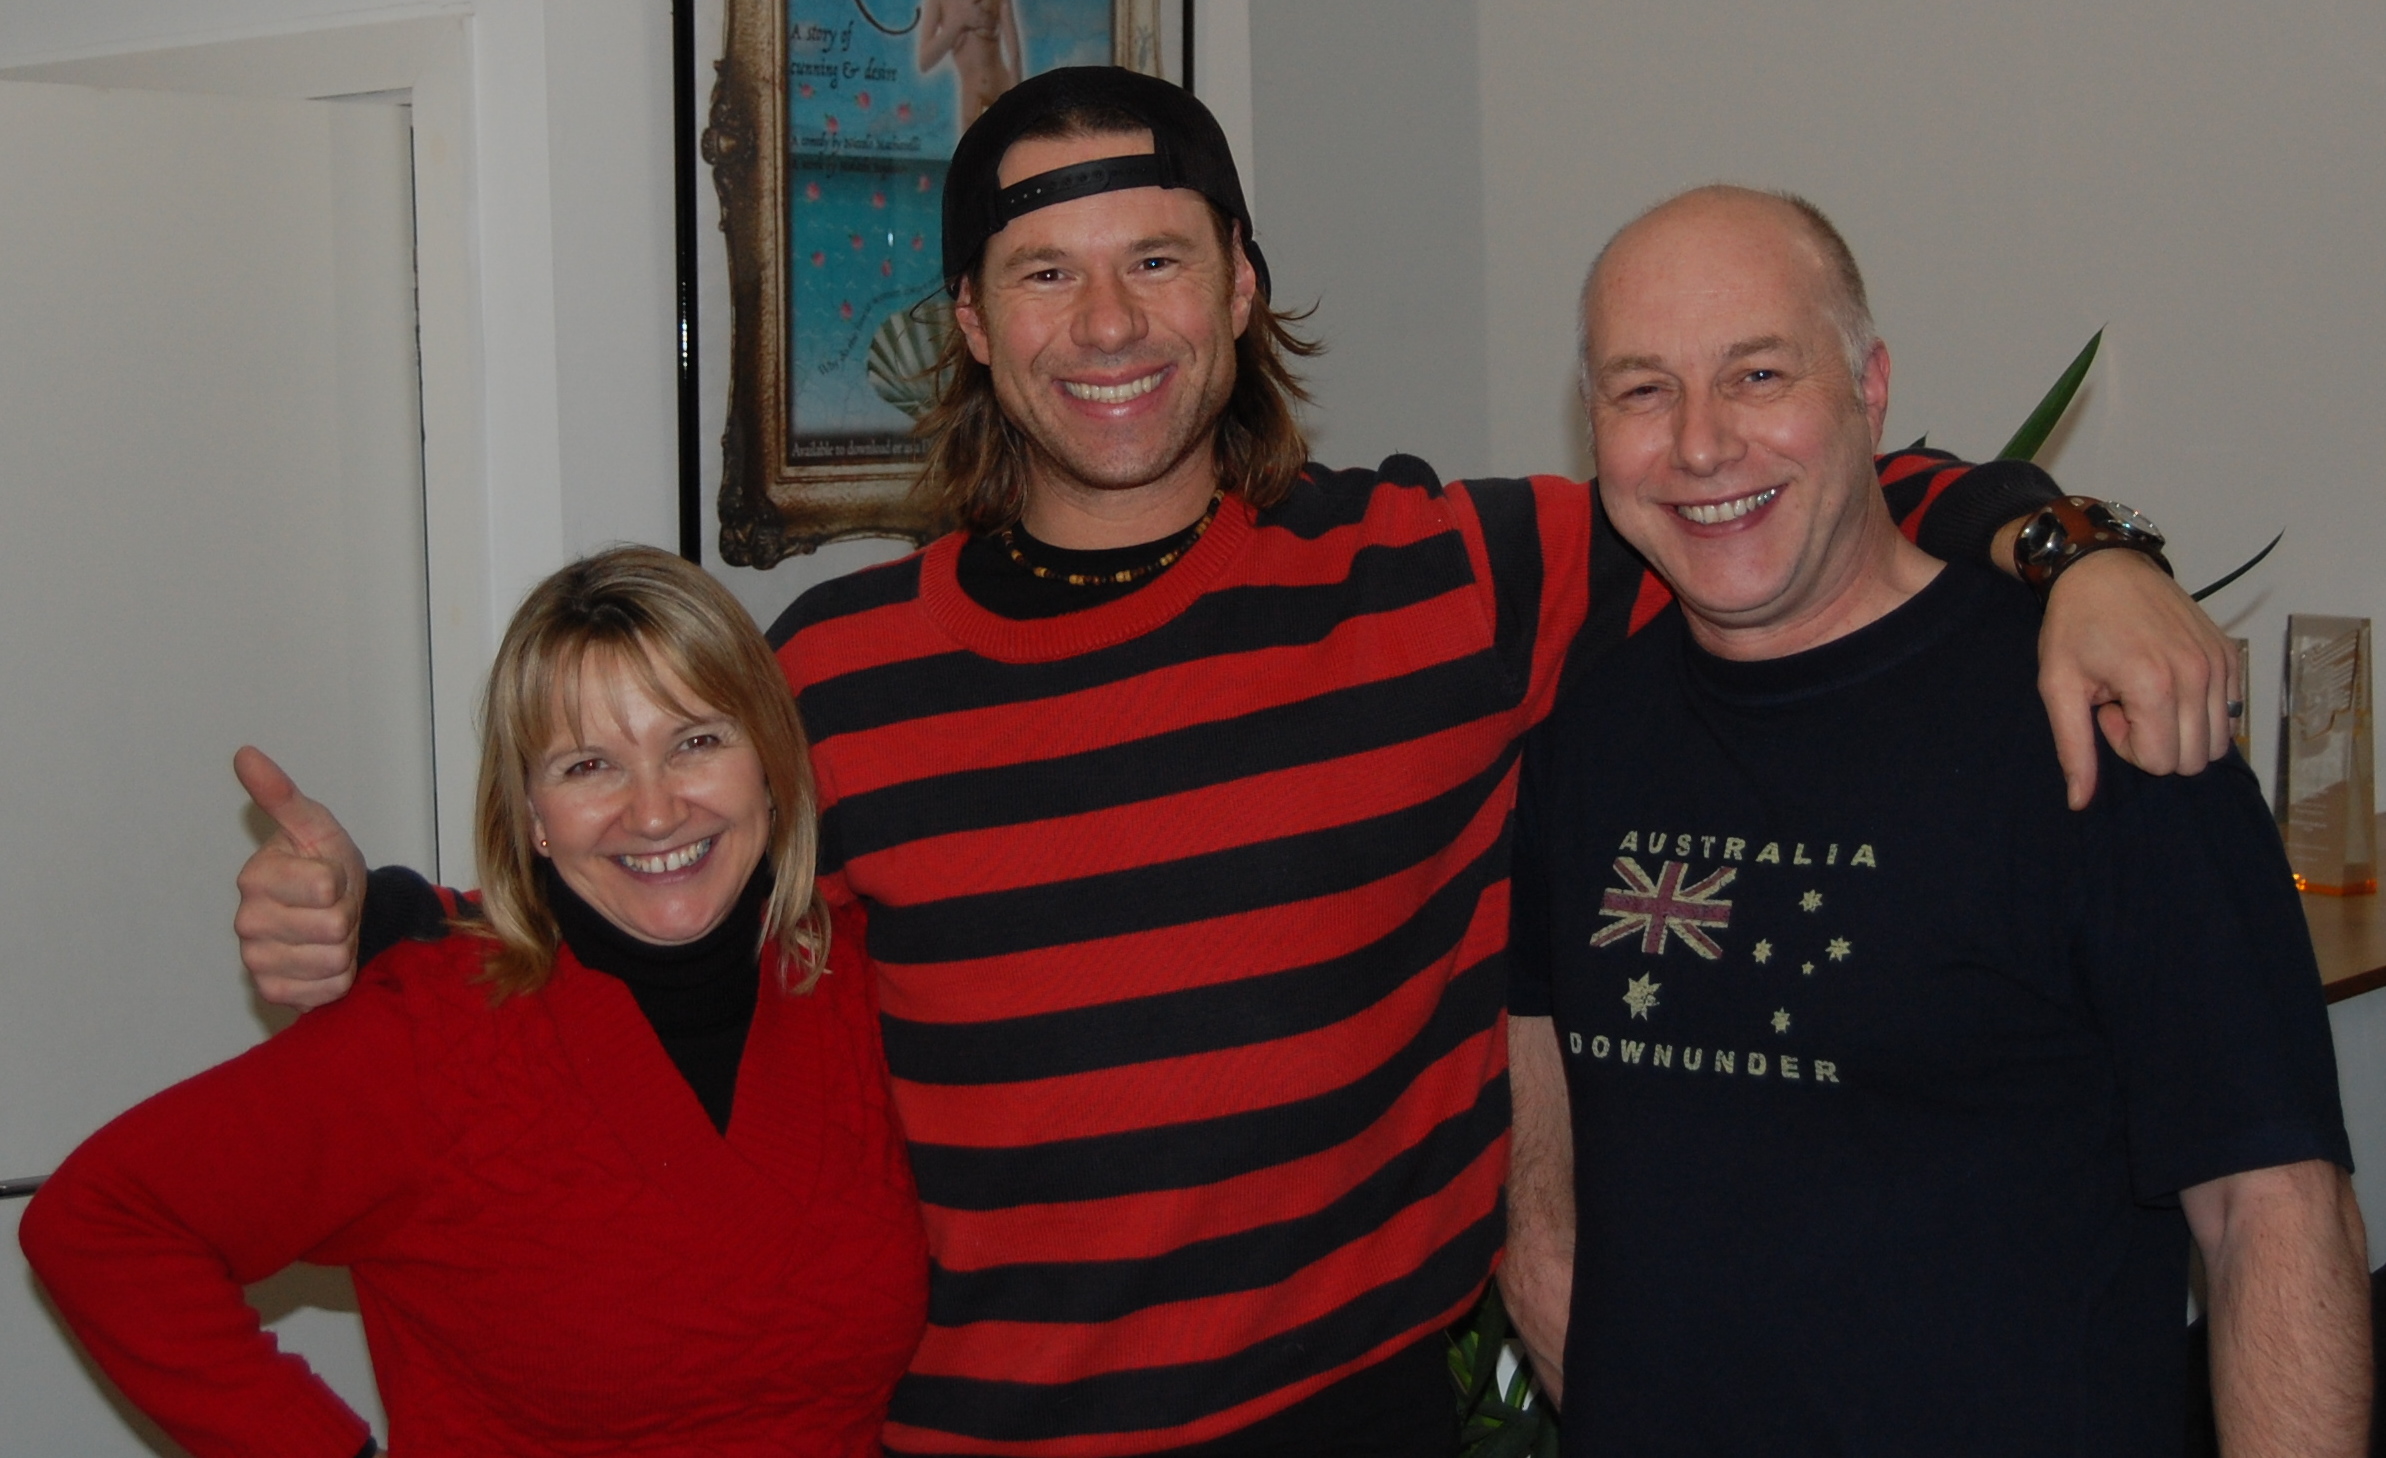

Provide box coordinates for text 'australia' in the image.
[1618,831,1878,868]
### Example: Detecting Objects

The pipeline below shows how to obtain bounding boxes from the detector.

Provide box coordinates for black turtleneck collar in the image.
[543,856,771,992]
[542,858,772,1134]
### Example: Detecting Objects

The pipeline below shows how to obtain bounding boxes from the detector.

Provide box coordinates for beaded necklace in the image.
[994,489,1226,587]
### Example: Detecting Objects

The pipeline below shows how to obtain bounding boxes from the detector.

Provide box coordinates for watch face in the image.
[2100,501,2162,540]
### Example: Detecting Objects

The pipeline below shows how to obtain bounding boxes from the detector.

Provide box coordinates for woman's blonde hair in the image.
[470,546,826,998]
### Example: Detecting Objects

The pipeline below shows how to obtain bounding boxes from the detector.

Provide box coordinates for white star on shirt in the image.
[1622,973,1661,1020]
[1771,1008,1791,1034]
[1826,937,1852,962]
[1752,939,1773,965]
[1800,890,1823,913]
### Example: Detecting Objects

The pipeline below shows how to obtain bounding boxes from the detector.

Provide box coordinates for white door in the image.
[0,79,434,1450]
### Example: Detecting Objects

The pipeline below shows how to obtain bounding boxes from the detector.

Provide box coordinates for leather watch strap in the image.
[2014,495,2172,599]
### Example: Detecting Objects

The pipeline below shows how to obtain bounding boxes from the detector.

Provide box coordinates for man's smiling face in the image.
[952,128,1257,511]
[1583,191,1892,651]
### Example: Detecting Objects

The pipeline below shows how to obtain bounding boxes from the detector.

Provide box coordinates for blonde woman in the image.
[24,547,927,1457]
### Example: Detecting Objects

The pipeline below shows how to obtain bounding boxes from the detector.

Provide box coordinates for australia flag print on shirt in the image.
[1591,857,1736,959]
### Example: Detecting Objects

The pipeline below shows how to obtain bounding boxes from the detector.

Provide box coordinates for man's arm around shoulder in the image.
[2182,1158,2371,1457]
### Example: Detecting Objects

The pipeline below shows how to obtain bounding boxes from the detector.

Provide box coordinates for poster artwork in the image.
[785,0,1118,463]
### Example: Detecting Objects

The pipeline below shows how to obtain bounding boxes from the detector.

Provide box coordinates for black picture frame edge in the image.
[674,0,703,563]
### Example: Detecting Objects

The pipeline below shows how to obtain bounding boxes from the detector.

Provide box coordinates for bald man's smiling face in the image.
[1583,194,1900,658]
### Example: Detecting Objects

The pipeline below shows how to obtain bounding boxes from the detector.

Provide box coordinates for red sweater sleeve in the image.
[20,960,437,1458]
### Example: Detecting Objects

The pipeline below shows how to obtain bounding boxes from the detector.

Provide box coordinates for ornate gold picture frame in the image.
[705,0,1163,565]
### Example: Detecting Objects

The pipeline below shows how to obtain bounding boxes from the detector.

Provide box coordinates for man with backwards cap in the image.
[234,68,2235,1456]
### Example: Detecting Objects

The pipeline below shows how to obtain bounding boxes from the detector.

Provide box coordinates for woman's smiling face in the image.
[526,650,772,946]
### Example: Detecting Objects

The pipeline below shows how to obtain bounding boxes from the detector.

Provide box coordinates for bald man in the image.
[1502,187,2369,1456]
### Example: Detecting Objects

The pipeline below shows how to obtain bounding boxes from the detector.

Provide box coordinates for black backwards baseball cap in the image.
[941,66,1270,301]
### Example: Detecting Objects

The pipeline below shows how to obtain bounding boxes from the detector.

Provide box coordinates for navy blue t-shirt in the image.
[1509,561,2350,1457]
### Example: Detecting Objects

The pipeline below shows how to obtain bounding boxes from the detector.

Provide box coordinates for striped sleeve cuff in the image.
[1912,457,2062,566]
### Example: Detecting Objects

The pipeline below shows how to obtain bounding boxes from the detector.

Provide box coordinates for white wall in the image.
[544,0,680,558]
[1249,0,1489,478]
[0,0,451,60]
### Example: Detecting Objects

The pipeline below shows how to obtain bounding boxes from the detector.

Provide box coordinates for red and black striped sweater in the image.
[770,449,2042,1455]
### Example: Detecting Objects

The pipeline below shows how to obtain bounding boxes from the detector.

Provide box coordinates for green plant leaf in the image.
[1451,1286,1509,1415]
[1505,1366,1533,1408]
[1998,330,2102,462]
[1452,1284,1565,1454]
[2190,531,2283,602]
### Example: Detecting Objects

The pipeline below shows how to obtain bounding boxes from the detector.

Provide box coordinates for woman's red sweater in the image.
[21,917,928,1457]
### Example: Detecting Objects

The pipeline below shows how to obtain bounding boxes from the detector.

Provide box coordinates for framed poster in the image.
[705,0,1164,565]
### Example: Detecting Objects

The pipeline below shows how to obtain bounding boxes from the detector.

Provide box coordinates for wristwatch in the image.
[2013,495,2171,598]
